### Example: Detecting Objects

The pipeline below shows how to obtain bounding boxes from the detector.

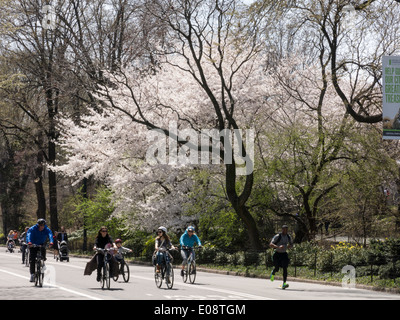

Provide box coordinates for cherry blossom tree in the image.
[55,0,285,249]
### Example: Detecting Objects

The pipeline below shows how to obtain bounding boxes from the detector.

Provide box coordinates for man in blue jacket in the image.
[179,226,202,276]
[26,219,53,282]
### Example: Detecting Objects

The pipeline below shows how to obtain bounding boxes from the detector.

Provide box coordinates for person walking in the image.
[269,225,293,289]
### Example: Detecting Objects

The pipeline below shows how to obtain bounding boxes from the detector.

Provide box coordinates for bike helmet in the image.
[37,218,46,225]
[115,239,122,243]
[187,226,195,232]
[158,226,167,234]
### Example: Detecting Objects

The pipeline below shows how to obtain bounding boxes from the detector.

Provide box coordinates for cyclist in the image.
[154,226,176,274]
[179,226,202,276]
[19,227,29,264]
[26,219,53,282]
[114,239,132,263]
[93,226,116,282]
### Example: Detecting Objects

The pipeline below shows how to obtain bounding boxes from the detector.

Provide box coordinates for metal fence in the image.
[67,238,400,284]
[125,246,400,284]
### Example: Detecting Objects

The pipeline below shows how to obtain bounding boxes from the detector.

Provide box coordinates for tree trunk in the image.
[82,177,88,252]
[226,163,262,250]
[47,84,59,231]
[34,150,46,220]
[234,204,263,250]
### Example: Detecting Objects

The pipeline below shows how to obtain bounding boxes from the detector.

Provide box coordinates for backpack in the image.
[272,233,291,245]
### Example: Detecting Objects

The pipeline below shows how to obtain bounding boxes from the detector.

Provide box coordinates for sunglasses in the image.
[101,230,107,232]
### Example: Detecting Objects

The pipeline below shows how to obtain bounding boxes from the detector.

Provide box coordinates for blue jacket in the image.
[180,230,202,248]
[26,224,53,245]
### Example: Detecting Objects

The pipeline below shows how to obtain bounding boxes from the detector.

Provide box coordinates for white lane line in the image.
[129,274,274,300]
[0,253,272,300]
[0,267,102,300]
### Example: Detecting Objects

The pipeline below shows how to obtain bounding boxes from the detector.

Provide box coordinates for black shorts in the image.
[273,252,290,268]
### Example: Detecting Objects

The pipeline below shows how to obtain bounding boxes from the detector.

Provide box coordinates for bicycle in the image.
[31,244,45,287]
[96,248,113,290]
[154,248,175,289]
[113,252,130,283]
[25,244,30,267]
[181,245,200,284]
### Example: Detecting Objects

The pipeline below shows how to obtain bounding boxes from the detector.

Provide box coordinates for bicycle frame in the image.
[154,249,174,289]
[113,252,130,283]
[31,244,45,287]
[181,246,197,284]
[96,248,113,290]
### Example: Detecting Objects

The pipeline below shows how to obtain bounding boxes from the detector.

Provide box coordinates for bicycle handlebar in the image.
[30,244,43,248]
[95,248,113,253]
[180,245,202,250]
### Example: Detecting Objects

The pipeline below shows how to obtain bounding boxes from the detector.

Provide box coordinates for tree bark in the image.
[34,149,46,220]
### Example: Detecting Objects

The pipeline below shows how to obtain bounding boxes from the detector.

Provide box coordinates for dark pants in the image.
[272,252,290,283]
[29,246,46,275]
[21,244,27,263]
[96,253,105,276]
[96,253,117,277]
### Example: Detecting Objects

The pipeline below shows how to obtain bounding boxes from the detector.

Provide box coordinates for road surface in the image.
[0,250,398,302]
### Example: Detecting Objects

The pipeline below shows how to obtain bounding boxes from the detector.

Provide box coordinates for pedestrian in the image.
[269,225,293,289]
[19,227,29,264]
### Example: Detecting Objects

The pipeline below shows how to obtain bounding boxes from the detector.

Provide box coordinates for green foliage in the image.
[199,208,248,250]
[69,185,124,237]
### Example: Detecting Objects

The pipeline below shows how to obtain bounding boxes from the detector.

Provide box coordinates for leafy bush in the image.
[215,251,229,265]
[197,245,218,264]
[243,251,260,266]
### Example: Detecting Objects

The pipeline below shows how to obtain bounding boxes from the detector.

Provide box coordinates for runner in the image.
[269,225,293,289]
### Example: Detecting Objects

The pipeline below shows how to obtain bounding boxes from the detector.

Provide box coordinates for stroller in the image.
[6,240,15,253]
[58,240,69,262]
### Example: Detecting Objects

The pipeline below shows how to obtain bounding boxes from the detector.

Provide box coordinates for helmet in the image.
[158,226,167,234]
[115,239,122,243]
[187,226,195,232]
[37,218,46,225]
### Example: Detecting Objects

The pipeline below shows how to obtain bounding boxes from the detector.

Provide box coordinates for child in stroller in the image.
[54,227,69,262]
[58,240,69,262]
[6,230,16,253]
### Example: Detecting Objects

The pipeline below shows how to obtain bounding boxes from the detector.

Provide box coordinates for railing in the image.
[67,240,400,284]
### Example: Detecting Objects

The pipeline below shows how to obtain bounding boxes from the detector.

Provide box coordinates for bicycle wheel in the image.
[36,260,44,287]
[182,262,188,283]
[166,263,174,289]
[154,266,162,288]
[122,262,130,283]
[100,264,106,289]
[105,263,111,289]
[113,265,119,282]
[189,260,196,284]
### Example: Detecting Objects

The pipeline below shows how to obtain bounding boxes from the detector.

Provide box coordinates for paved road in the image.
[0,250,399,302]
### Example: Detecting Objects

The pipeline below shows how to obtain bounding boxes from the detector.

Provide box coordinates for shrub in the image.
[243,251,260,266]
[215,251,229,265]
[197,245,218,264]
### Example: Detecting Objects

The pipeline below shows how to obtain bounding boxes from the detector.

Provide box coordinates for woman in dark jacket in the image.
[93,226,115,281]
